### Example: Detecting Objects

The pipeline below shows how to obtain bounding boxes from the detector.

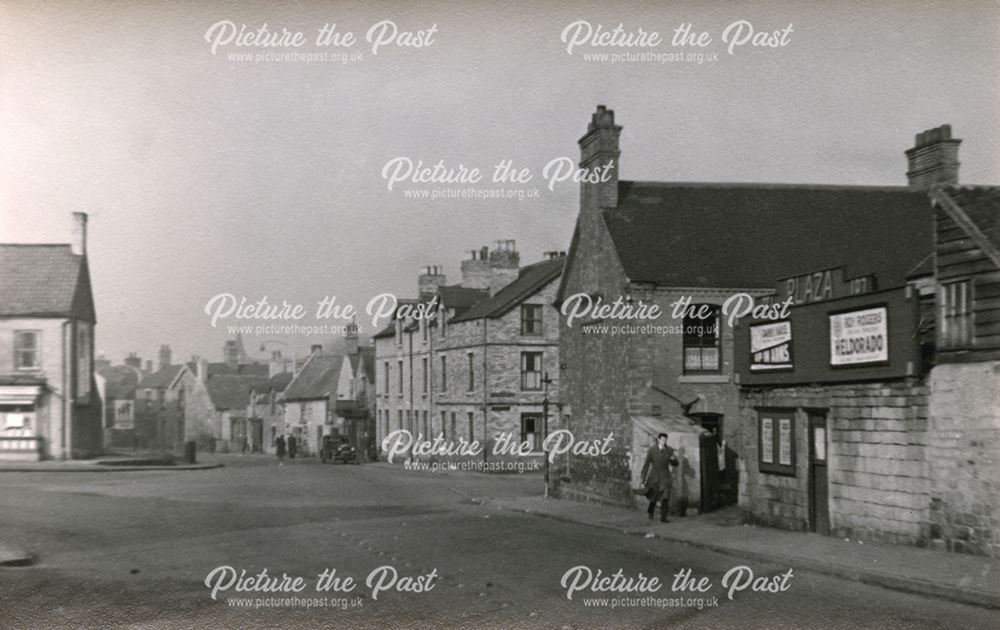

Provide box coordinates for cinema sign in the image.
[779,267,877,305]
[736,286,918,387]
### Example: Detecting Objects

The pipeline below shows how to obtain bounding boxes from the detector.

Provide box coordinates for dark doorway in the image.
[692,413,737,511]
[808,411,830,535]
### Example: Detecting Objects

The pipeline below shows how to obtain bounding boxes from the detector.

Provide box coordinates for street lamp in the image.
[542,371,554,498]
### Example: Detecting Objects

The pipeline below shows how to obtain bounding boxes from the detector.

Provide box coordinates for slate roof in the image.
[451,257,564,323]
[234,363,269,377]
[268,371,295,390]
[598,181,933,290]
[0,244,95,321]
[185,362,236,378]
[138,364,189,390]
[98,365,143,398]
[282,353,344,401]
[206,374,269,410]
[438,285,489,311]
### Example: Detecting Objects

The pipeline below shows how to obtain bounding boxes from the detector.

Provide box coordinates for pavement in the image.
[0,455,223,473]
[482,494,1000,610]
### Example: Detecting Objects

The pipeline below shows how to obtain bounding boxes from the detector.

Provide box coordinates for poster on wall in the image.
[779,418,792,466]
[829,306,889,366]
[761,418,774,464]
[750,321,793,371]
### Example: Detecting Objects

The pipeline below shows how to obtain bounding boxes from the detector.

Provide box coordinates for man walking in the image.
[641,432,680,523]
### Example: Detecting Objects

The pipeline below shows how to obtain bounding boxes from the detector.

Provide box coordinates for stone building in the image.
[552,107,999,533]
[555,106,821,512]
[96,363,143,447]
[135,363,193,452]
[732,127,1000,557]
[373,243,564,461]
[281,350,343,457]
[247,371,294,454]
[0,212,101,460]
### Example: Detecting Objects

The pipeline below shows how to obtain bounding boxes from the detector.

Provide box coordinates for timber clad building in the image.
[557,106,1000,557]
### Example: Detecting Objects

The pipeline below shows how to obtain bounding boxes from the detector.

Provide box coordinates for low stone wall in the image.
[928,361,1000,557]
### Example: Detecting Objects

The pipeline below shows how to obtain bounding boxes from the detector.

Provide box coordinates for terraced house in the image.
[374,242,564,460]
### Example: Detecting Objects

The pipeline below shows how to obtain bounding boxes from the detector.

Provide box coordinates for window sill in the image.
[678,374,730,384]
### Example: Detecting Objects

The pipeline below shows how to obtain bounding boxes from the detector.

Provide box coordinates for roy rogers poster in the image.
[829,306,889,366]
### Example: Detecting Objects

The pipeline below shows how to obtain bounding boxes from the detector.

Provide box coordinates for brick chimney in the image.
[197,357,209,383]
[71,212,88,256]
[124,352,142,370]
[418,265,447,299]
[906,125,961,190]
[158,344,172,371]
[488,240,520,296]
[461,246,491,289]
[345,320,359,356]
[579,105,621,209]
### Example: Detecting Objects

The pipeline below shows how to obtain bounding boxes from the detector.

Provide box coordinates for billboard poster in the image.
[750,321,793,371]
[829,307,889,366]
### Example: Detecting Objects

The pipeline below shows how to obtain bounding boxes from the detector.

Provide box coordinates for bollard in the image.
[184,440,197,464]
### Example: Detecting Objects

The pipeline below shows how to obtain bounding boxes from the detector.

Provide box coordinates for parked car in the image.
[321,436,359,464]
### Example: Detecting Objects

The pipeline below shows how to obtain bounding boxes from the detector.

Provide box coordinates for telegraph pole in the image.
[542,372,553,498]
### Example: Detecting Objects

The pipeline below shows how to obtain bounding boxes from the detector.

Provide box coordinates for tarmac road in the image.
[0,455,995,629]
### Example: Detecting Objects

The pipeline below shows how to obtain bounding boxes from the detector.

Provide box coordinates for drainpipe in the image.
[482,318,488,464]
[408,324,414,436]
[62,320,72,459]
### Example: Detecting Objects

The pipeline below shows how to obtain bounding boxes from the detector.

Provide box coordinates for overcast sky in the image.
[1,0,998,365]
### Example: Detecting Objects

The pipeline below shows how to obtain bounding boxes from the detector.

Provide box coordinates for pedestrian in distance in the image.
[275,434,286,461]
[288,434,297,459]
[641,432,680,523]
